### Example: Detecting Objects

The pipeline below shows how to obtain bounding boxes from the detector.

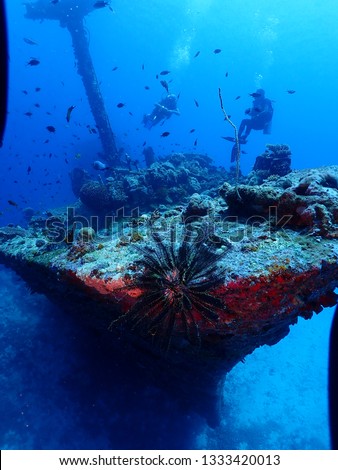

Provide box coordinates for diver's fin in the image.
[223,136,248,144]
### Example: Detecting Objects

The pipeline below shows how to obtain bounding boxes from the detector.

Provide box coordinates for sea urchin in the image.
[113,233,226,352]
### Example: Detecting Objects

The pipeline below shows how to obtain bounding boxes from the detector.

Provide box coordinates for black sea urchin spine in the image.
[113,233,226,352]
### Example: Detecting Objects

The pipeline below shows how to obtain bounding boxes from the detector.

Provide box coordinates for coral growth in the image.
[0,226,26,241]
[106,177,128,206]
[75,153,228,213]
[183,193,212,218]
[248,143,292,184]
[220,166,338,237]
[79,181,112,212]
[2,163,338,373]
[67,241,94,261]
[77,227,96,243]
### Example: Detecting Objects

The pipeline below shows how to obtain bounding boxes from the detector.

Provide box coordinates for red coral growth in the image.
[81,274,140,302]
[65,271,142,312]
[63,259,338,346]
[216,266,322,328]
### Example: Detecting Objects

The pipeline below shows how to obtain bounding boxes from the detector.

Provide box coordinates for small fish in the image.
[117,102,125,108]
[44,139,49,144]
[93,1,110,8]
[160,70,170,75]
[65,158,69,164]
[75,153,81,159]
[142,64,145,70]
[27,58,40,66]
[194,139,198,146]
[142,141,146,146]
[46,125,56,133]
[34,103,40,108]
[144,85,150,90]
[160,80,169,92]
[24,112,33,117]
[66,105,76,122]
[112,66,118,71]
[235,95,240,100]
[161,131,170,137]
[51,0,59,4]
[225,72,229,77]
[93,160,111,171]
[128,111,133,116]
[287,90,296,94]
[194,99,199,107]
[213,48,222,54]
[22,90,28,95]
[194,51,200,58]
[156,74,158,79]
[27,165,32,174]
[8,200,18,207]
[241,150,248,154]
[35,87,41,92]
[190,128,195,133]
[249,92,261,98]
[23,37,38,46]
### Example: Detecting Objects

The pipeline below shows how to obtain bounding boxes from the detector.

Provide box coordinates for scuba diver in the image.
[238,88,274,143]
[224,89,273,163]
[142,93,180,129]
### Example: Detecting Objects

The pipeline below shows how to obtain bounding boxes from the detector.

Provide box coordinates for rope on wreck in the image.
[218,87,241,199]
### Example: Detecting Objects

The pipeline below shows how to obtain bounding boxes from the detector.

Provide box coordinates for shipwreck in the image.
[1,156,338,419]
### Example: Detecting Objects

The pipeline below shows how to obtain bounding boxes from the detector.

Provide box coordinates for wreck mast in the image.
[24,0,119,164]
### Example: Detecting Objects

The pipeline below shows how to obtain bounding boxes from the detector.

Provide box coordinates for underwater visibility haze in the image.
[0,0,338,450]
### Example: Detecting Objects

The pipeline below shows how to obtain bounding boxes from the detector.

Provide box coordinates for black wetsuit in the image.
[238,96,273,140]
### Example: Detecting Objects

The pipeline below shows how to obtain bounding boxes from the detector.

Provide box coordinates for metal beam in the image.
[25,0,119,163]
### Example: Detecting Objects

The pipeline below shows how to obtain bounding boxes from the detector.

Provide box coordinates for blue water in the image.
[0,0,337,449]
[0,265,333,449]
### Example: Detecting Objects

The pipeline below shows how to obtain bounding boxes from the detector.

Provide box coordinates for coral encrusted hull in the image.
[1,166,338,385]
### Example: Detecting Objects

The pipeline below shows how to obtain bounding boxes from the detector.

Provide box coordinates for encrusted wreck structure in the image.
[1,159,338,419]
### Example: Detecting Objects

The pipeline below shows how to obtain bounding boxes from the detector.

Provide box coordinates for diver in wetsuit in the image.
[238,88,273,143]
[142,94,180,129]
